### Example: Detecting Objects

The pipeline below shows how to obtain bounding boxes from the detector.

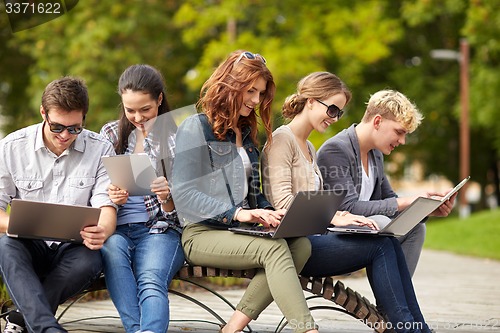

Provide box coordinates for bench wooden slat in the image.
[333,280,348,306]
[321,277,335,299]
[65,265,388,332]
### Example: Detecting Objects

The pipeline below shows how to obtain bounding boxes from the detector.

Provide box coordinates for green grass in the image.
[424,208,500,261]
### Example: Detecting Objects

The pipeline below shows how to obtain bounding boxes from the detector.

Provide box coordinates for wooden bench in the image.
[53,265,389,333]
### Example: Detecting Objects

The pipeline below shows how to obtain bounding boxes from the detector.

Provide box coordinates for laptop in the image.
[7,199,101,243]
[228,190,347,238]
[329,176,470,237]
[102,154,157,196]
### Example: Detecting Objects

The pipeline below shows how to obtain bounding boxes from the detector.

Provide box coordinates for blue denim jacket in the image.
[172,113,272,228]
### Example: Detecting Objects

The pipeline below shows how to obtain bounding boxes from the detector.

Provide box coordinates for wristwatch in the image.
[158,192,172,204]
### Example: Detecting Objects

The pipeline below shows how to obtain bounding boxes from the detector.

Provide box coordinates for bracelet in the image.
[158,192,172,204]
[233,207,243,221]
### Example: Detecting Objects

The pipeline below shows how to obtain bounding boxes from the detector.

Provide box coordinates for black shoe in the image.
[3,311,25,333]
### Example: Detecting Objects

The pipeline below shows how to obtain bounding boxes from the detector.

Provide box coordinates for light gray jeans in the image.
[397,223,426,277]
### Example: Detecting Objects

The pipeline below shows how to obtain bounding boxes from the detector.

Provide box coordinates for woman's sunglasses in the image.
[316,99,344,119]
[45,113,84,135]
[234,51,267,65]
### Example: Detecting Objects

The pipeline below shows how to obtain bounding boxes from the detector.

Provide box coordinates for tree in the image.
[174,0,404,145]
[0,2,33,134]
[1,0,498,207]
[397,0,500,206]
[1,0,193,133]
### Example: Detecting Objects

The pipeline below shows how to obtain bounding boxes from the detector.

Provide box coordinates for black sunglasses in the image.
[316,99,344,119]
[234,51,267,65]
[45,113,84,135]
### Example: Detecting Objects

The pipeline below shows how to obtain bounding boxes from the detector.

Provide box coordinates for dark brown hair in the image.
[115,64,170,154]
[41,77,89,116]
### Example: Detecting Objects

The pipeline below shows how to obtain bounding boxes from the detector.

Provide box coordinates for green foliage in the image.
[0,0,499,203]
[174,0,403,111]
[395,0,500,200]
[402,0,467,27]
[1,0,192,133]
[464,2,500,151]
[0,279,9,304]
[425,209,500,261]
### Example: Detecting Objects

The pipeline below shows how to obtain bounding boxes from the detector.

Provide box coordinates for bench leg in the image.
[275,296,358,333]
[56,293,90,322]
[172,278,253,332]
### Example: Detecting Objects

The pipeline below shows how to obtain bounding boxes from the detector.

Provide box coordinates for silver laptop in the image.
[229,190,347,238]
[329,177,470,237]
[102,154,157,196]
[7,199,101,243]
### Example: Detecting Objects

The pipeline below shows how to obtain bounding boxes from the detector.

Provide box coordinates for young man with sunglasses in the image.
[0,77,117,333]
[317,89,455,277]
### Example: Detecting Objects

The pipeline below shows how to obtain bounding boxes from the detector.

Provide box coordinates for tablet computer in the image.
[102,154,157,196]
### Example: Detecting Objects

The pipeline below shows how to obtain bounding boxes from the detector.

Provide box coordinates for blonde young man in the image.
[317,89,455,276]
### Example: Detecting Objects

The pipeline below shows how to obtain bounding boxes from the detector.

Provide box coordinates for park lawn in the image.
[424,208,500,261]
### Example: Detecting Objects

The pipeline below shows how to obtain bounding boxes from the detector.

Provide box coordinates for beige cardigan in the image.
[261,125,322,210]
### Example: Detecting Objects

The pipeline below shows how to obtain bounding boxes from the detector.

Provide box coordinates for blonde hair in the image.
[282,72,351,119]
[362,90,423,133]
[197,50,275,145]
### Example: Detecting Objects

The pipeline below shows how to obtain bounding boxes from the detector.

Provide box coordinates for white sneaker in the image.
[3,311,25,333]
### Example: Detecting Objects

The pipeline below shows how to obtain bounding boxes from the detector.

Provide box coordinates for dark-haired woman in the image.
[100,64,184,333]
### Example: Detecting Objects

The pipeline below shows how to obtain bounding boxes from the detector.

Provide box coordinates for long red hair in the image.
[197,50,275,145]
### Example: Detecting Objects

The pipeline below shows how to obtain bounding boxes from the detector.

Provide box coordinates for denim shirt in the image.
[172,113,272,228]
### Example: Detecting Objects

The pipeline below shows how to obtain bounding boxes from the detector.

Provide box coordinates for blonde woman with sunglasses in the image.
[261,72,433,333]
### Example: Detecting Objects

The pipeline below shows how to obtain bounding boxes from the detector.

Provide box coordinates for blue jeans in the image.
[372,215,426,277]
[0,236,102,333]
[302,233,431,333]
[101,224,185,333]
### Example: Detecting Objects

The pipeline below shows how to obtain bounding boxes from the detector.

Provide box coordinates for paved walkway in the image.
[8,249,500,332]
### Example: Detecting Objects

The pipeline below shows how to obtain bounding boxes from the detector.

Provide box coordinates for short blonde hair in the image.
[361,90,423,133]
